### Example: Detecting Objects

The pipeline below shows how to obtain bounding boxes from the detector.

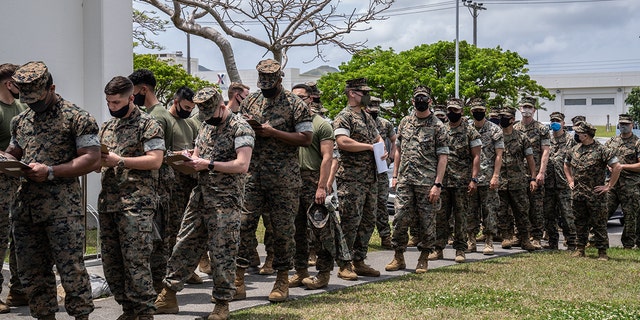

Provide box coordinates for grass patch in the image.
[233,248,640,319]
[595,125,616,138]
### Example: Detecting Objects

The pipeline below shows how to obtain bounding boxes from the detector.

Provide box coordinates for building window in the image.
[592,98,614,105]
[565,98,587,106]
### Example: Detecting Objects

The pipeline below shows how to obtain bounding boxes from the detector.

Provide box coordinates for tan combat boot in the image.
[0,299,9,314]
[385,251,406,271]
[531,238,543,250]
[259,253,275,275]
[288,268,310,288]
[198,253,212,274]
[521,237,536,252]
[415,251,429,274]
[186,272,203,284]
[337,263,358,281]
[597,248,609,261]
[5,290,28,307]
[407,236,419,247]
[483,235,494,255]
[352,260,380,277]
[208,299,229,320]
[571,246,586,258]
[233,267,246,300]
[501,231,512,249]
[302,271,330,290]
[428,249,443,261]
[268,270,289,302]
[465,232,477,253]
[154,287,179,314]
[454,250,466,263]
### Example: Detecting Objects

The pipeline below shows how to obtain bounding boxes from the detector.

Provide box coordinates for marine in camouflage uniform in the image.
[333,78,385,278]
[238,59,313,302]
[544,112,577,250]
[385,86,448,274]
[604,114,640,249]
[5,61,98,319]
[513,96,550,248]
[432,98,482,263]
[366,96,397,249]
[99,76,165,319]
[496,107,538,251]
[467,99,504,255]
[154,88,254,319]
[565,122,621,260]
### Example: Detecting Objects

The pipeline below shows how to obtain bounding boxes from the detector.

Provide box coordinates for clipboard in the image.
[0,160,31,177]
[246,119,262,127]
[164,154,197,174]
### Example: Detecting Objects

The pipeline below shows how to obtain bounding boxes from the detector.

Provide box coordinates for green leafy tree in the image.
[318,41,554,122]
[625,87,640,123]
[133,54,216,105]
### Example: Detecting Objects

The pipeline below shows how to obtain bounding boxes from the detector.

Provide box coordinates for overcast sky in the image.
[134,0,640,75]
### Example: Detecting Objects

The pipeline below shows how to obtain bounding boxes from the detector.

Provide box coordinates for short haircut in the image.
[0,63,19,82]
[104,76,134,96]
[128,69,157,89]
[292,83,312,95]
[174,86,195,102]
[227,82,250,100]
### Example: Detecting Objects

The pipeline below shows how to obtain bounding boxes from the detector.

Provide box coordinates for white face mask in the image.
[521,107,534,117]
[619,124,632,134]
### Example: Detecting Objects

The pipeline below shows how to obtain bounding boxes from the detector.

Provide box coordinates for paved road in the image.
[1,221,623,319]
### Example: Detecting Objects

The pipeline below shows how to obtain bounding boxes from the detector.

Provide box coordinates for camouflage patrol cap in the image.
[619,114,634,124]
[12,61,50,104]
[489,106,502,118]
[368,96,382,111]
[345,78,372,91]
[573,121,596,135]
[446,98,464,110]
[550,112,565,122]
[499,108,516,117]
[519,96,537,108]
[305,81,322,96]
[256,59,283,89]
[193,87,222,121]
[413,85,431,98]
[571,115,586,126]
[469,98,485,111]
[433,105,447,117]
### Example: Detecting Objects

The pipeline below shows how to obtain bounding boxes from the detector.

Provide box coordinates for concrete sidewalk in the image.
[1,223,623,319]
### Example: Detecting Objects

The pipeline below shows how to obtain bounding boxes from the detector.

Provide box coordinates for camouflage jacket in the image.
[10,95,100,222]
[333,106,380,184]
[605,134,640,188]
[240,89,312,188]
[514,119,550,173]
[500,130,534,191]
[546,130,575,189]
[473,120,503,187]
[98,106,165,213]
[565,140,618,199]
[444,121,482,188]
[396,112,449,186]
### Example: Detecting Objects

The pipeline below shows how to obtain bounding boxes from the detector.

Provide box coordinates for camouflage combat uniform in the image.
[333,106,380,262]
[392,112,449,253]
[10,94,97,318]
[238,89,312,270]
[544,129,577,248]
[435,120,482,252]
[99,106,165,316]
[163,112,254,301]
[604,133,640,248]
[468,119,503,238]
[374,116,395,240]
[565,138,618,250]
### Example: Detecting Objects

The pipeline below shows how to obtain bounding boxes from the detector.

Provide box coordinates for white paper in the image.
[373,142,388,174]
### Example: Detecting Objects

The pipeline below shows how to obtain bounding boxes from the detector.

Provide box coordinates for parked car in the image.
[609,205,624,225]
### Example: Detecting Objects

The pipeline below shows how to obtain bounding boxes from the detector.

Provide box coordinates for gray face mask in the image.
[619,125,632,134]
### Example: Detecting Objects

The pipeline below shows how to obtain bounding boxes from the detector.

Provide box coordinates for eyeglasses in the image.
[297,95,309,100]
[414,96,430,103]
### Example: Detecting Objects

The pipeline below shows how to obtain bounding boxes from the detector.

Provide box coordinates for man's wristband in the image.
[529,178,536,182]
[208,160,215,171]
[434,182,443,189]
[470,177,479,184]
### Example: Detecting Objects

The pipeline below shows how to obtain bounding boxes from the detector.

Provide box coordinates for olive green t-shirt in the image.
[299,114,334,171]
[0,99,27,150]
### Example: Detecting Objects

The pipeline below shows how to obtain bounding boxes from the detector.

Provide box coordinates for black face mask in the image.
[472,111,485,121]
[447,111,462,123]
[489,118,500,125]
[110,103,130,118]
[369,112,378,120]
[261,87,279,99]
[27,91,50,113]
[500,117,512,128]
[176,103,192,119]
[205,116,223,126]
[133,93,146,106]
[574,134,581,143]
[10,90,19,100]
[313,97,321,103]
[415,101,429,112]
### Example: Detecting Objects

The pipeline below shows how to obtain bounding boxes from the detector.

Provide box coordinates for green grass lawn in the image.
[233,248,640,319]
[595,125,616,138]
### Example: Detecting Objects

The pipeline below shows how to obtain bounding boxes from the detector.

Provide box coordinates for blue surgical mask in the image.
[550,122,562,132]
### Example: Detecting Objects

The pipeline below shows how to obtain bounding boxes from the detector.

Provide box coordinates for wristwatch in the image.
[117,157,125,169]
[529,178,536,182]
[470,177,479,184]
[208,160,215,171]
[434,182,443,189]
[47,166,54,181]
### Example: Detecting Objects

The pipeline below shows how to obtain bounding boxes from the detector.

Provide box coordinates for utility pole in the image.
[463,1,486,46]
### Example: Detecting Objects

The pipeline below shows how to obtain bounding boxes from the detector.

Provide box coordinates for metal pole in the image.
[187,33,191,75]
[463,1,487,46]
[455,0,460,98]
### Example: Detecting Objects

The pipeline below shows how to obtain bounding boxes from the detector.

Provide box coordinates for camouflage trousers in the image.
[573,193,609,249]
[13,215,94,318]
[375,172,391,238]
[100,209,156,315]
[0,178,21,295]
[164,187,240,301]
[435,187,469,251]
[337,177,378,262]
[467,185,499,236]
[391,183,437,253]
[527,185,545,240]
[238,184,299,270]
[607,183,640,248]
[497,188,532,240]
[543,187,576,247]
